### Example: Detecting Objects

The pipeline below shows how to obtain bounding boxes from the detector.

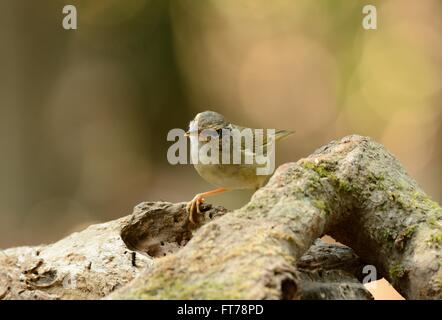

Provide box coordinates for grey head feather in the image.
[193,111,229,131]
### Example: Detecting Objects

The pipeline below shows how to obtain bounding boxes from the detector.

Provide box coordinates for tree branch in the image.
[1,135,440,300]
[111,135,441,299]
[0,202,371,299]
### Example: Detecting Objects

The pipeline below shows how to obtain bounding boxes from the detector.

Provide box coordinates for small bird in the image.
[185,111,293,224]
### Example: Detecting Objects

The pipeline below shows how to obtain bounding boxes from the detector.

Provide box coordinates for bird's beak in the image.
[185,129,200,137]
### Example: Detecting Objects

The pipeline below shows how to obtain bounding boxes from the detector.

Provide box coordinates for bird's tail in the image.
[274,129,294,142]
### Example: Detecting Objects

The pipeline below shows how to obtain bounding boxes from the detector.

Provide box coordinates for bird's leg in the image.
[186,188,227,224]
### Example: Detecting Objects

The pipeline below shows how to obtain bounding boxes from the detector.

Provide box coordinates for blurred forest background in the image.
[0,0,440,299]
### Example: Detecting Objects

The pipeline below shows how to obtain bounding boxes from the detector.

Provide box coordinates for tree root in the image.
[1,135,440,300]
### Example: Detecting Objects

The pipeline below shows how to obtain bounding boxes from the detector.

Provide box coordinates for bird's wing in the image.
[228,124,293,159]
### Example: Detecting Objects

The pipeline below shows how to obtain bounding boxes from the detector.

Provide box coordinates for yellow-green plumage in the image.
[189,111,293,190]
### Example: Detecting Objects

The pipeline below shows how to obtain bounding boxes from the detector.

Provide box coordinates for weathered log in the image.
[296,239,373,300]
[1,135,440,300]
[110,135,441,299]
[0,202,371,299]
[0,202,226,300]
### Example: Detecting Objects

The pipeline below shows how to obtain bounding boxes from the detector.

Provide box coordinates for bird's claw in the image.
[186,195,205,224]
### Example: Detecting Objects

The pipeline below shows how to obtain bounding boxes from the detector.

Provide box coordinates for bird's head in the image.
[185,111,228,138]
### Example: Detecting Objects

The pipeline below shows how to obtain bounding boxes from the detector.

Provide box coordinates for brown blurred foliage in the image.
[0,0,440,264]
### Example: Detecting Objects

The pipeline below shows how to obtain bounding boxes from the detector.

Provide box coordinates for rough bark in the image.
[296,239,373,299]
[111,135,441,300]
[0,202,226,300]
[0,202,371,300]
[1,135,440,300]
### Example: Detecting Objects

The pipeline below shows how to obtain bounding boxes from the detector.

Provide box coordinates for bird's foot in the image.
[186,194,205,224]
